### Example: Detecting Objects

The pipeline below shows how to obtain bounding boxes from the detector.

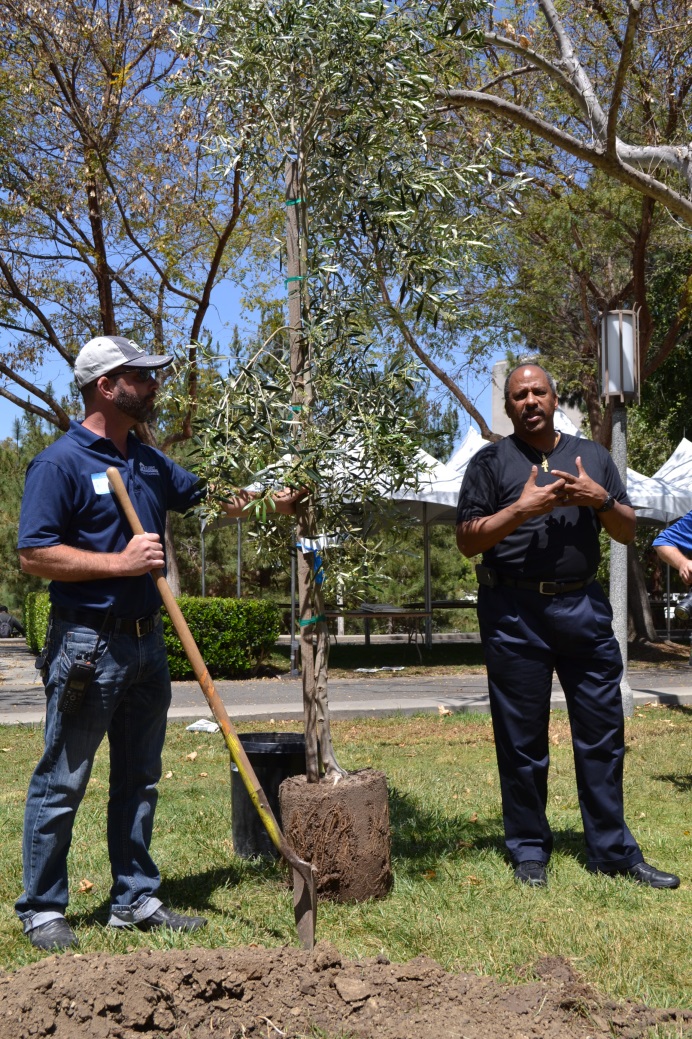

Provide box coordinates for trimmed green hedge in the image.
[22,592,280,679]
[24,591,51,654]
[163,597,280,679]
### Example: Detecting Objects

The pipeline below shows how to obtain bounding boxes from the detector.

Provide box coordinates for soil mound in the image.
[1,940,690,1039]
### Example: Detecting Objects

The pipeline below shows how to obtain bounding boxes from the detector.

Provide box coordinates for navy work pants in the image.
[477,581,642,872]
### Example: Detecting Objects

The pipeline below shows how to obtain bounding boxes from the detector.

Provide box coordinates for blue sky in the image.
[0,294,501,453]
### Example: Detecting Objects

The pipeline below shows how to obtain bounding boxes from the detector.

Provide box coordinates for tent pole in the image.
[200,517,206,597]
[666,562,671,641]
[236,519,242,598]
[423,503,432,649]
[290,541,300,675]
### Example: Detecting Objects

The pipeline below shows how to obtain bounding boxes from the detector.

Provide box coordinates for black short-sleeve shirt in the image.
[456,433,630,581]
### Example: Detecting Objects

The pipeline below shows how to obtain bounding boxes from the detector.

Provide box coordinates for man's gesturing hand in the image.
[118,533,165,576]
[550,456,606,509]
[516,465,567,516]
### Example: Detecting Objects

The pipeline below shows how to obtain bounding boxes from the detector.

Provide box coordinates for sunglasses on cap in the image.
[107,367,159,383]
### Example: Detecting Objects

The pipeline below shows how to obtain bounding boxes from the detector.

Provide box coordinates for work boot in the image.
[135,905,208,932]
[513,861,548,888]
[28,918,78,951]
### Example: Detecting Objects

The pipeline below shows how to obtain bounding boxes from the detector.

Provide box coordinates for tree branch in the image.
[374,265,500,442]
[0,385,63,427]
[0,258,73,365]
[481,32,587,114]
[437,89,692,226]
[537,0,608,142]
[0,359,71,428]
[606,1,642,155]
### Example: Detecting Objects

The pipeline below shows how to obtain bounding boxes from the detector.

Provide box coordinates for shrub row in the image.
[162,596,280,679]
[23,591,52,654]
[22,592,280,679]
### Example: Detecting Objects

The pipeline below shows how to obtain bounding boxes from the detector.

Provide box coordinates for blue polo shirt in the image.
[652,511,692,553]
[17,420,205,616]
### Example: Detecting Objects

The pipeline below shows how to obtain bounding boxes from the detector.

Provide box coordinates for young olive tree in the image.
[173,0,511,778]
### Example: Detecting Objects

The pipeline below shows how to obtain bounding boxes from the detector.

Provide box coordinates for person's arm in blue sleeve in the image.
[653,511,692,586]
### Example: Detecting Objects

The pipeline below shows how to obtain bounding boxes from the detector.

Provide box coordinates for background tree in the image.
[440,0,692,226]
[0,0,253,445]
[0,417,59,610]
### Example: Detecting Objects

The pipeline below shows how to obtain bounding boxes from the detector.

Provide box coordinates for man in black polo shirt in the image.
[456,363,679,890]
[16,335,299,951]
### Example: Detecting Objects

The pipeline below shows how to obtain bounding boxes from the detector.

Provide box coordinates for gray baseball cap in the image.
[74,336,173,389]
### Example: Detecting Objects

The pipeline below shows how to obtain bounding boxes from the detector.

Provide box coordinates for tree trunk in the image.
[164,516,181,597]
[286,156,344,780]
[135,420,183,595]
[627,541,657,642]
[296,503,320,782]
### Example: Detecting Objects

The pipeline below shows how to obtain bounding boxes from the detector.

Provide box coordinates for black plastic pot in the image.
[230,732,307,859]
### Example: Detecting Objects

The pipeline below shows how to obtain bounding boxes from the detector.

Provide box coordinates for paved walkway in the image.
[1,638,690,726]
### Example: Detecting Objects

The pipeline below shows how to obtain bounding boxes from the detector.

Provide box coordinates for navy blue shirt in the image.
[17,421,205,615]
[456,433,630,581]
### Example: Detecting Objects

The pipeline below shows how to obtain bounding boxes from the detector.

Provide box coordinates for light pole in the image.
[598,308,640,717]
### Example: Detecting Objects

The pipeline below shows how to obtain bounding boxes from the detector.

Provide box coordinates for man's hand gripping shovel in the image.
[106,467,317,949]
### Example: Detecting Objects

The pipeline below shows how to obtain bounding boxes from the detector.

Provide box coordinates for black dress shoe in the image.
[28,918,78,951]
[623,861,680,889]
[135,905,208,932]
[514,861,548,887]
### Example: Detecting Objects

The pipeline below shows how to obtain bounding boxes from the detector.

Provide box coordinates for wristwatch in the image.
[597,493,615,513]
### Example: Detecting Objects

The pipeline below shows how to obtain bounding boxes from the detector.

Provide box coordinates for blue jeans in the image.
[15,615,172,931]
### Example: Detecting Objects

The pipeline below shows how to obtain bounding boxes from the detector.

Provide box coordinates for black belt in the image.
[51,606,161,638]
[476,565,596,596]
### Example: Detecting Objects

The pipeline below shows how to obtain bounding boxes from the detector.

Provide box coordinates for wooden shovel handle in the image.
[105,467,300,860]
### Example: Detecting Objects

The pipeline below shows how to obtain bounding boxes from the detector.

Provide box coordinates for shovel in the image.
[106,466,317,949]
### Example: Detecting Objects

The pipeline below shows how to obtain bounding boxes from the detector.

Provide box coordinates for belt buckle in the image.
[538,581,558,595]
[135,616,147,638]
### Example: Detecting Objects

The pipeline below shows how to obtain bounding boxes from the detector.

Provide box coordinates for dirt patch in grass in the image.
[628,639,690,667]
[1,941,690,1039]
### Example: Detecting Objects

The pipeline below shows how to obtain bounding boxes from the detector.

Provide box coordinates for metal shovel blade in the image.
[292,864,317,949]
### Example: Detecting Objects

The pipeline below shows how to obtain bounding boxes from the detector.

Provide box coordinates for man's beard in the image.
[113,385,156,423]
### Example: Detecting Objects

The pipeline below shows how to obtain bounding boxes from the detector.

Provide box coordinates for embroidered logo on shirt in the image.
[139,464,159,476]
[91,472,112,495]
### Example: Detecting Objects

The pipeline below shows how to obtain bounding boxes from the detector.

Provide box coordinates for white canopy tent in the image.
[387,417,692,644]
[625,469,692,525]
[653,437,692,493]
[201,428,692,653]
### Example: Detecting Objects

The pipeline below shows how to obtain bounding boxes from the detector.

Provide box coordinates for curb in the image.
[1,687,690,728]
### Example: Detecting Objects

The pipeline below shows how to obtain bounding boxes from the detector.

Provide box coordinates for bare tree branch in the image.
[373,265,500,442]
[438,89,692,226]
[0,360,71,428]
[606,1,642,155]
[482,32,588,113]
[537,0,608,140]
[0,258,72,364]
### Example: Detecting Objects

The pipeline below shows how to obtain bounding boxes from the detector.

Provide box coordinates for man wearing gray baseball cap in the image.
[73,336,173,389]
[15,334,301,952]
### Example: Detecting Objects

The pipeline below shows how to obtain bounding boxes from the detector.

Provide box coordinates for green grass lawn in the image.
[0,707,689,1015]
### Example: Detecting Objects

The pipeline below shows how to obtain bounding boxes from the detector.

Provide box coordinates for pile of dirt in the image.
[1,941,689,1039]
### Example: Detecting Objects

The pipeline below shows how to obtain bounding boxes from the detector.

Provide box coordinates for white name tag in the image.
[91,472,112,495]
